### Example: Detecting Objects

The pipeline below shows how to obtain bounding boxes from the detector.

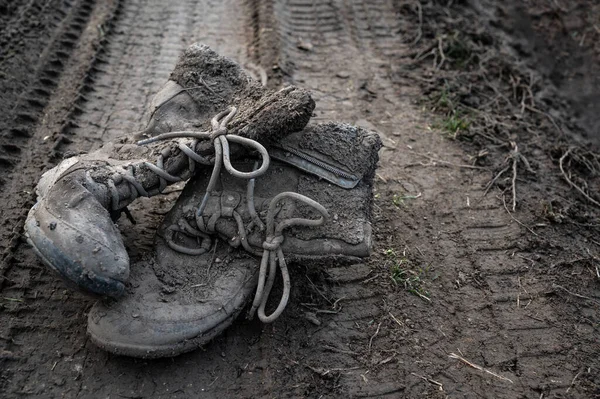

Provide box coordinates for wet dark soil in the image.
[1,0,599,398]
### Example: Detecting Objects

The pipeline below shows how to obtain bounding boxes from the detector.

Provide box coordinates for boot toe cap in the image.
[25,202,129,298]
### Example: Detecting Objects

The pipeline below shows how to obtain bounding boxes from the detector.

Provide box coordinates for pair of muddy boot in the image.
[25,44,382,358]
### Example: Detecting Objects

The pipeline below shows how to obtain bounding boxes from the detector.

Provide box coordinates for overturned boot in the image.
[144,43,314,139]
[87,123,382,358]
[25,43,314,298]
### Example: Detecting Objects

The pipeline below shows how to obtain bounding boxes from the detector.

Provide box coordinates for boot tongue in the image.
[271,123,383,189]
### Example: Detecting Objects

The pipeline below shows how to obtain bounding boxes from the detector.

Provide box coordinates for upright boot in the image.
[24,44,314,297]
[87,123,382,358]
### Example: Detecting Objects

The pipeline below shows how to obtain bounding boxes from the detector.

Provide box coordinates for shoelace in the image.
[249,192,327,322]
[99,107,266,212]
[137,107,329,323]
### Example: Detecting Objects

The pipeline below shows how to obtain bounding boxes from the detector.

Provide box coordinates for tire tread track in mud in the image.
[0,0,95,163]
[0,1,122,394]
[442,191,574,396]
[274,0,578,397]
[272,0,412,395]
[1,1,268,398]
[0,0,115,290]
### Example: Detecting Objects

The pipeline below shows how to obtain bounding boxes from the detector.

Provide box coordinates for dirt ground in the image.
[1,0,599,398]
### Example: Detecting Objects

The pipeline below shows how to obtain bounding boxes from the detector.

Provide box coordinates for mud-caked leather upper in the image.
[160,123,382,263]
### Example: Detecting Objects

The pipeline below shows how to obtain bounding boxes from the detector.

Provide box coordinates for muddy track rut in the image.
[0,0,597,398]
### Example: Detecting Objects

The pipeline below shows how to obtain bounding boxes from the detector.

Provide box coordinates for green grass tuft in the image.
[385,250,431,302]
[441,111,470,138]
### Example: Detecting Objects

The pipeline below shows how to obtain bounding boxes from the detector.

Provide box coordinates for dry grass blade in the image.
[412,150,487,170]
[411,373,444,391]
[566,369,583,393]
[501,194,540,237]
[449,353,514,384]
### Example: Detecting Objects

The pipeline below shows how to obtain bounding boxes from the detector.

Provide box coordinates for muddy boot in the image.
[24,43,314,298]
[86,123,382,358]
[144,43,314,139]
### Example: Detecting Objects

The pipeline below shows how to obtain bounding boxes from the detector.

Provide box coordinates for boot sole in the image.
[87,301,246,359]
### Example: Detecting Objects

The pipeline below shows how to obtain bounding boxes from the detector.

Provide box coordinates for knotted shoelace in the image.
[101,107,265,211]
[136,107,329,323]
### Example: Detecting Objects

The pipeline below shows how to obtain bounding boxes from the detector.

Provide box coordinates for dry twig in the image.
[389,312,403,327]
[413,0,423,45]
[436,36,447,70]
[559,148,600,208]
[553,284,600,306]
[368,322,382,352]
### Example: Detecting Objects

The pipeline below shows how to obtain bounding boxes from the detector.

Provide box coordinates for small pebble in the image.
[297,40,313,51]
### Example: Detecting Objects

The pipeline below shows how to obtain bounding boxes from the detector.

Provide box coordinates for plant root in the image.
[484,141,534,211]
